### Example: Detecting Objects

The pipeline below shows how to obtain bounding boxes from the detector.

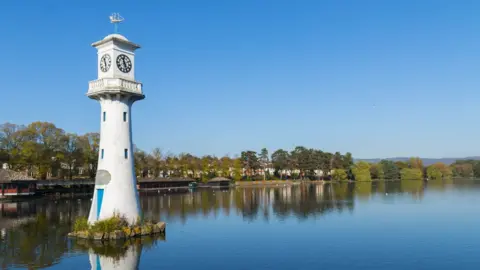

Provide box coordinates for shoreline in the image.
[233,178,450,187]
[2,178,476,201]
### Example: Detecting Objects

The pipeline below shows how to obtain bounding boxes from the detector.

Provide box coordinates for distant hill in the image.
[355,157,480,166]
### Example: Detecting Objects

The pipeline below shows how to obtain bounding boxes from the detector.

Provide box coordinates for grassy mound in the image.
[70,213,165,241]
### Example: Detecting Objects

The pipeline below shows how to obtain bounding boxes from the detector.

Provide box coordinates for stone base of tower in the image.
[68,221,166,241]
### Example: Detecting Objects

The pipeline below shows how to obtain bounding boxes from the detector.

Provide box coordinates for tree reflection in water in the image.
[0,179,477,269]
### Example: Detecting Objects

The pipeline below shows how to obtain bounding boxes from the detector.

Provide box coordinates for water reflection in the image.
[73,236,164,270]
[89,244,140,270]
[0,179,478,269]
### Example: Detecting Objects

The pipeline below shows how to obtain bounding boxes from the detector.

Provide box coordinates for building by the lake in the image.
[0,169,37,198]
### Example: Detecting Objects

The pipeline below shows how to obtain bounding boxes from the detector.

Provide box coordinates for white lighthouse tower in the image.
[87,14,143,224]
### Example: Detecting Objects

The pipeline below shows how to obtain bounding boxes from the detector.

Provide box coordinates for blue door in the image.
[97,189,104,219]
[96,254,102,270]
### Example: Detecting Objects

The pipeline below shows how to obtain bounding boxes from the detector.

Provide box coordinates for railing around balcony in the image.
[87,78,143,96]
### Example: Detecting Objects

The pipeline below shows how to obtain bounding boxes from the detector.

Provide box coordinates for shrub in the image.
[135,216,142,226]
[91,213,128,233]
[352,161,372,181]
[331,169,348,181]
[74,217,89,232]
[400,168,423,181]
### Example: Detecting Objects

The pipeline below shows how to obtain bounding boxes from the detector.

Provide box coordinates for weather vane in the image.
[109,13,124,33]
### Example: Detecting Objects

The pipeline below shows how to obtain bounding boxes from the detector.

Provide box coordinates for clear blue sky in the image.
[1,0,479,159]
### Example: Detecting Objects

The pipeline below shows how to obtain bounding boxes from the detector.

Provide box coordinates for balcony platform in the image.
[87,78,144,100]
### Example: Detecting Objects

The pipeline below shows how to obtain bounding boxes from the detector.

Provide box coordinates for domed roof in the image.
[103,33,128,41]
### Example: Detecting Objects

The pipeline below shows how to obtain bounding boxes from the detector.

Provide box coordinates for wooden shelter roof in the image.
[137,177,194,183]
[208,177,232,182]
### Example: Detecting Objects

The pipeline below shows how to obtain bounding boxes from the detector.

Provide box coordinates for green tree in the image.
[400,168,423,181]
[179,153,195,177]
[369,163,384,179]
[219,156,233,178]
[241,151,259,180]
[0,123,25,167]
[0,149,7,164]
[59,133,83,180]
[271,149,289,179]
[321,152,333,179]
[472,161,480,178]
[331,169,348,181]
[331,152,343,169]
[426,165,442,180]
[150,147,164,178]
[451,163,473,178]
[395,161,409,170]
[311,150,324,180]
[342,152,354,170]
[451,160,478,178]
[16,135,40,174]
[259,148,269,180]
[290,146,311,179]
[134,149,149,177]
[25,122,65,179]
[211,156,220,178]
[379,160,400,180]
[352,161,371,181]
[200,155,214,182]
[232,157,243,181]
[426,162,452,180]
[78,133,99,178]
[409,157,424,170]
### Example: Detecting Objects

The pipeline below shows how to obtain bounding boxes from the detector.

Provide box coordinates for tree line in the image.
[1,121,479,181]
[0,122,99,180]
[342,158,480,181]
[0,122,354,181]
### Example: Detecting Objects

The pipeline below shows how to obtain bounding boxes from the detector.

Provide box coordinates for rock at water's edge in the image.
[93,232,104,241]
[110,230,126,239]
[77,231,90,239]
[156,222,166,232]
[141,225,153,236]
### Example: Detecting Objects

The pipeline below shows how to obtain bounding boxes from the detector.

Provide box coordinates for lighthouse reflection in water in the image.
[89,244,141,270]
[74,236,163,270]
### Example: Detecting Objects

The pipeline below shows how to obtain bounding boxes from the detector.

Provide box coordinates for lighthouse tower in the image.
[87,14,143,224]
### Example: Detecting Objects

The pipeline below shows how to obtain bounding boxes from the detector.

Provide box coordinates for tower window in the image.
[103,112,106,122]
[123,112,127,122]
[101,149,104,159]
[124,149,128,159]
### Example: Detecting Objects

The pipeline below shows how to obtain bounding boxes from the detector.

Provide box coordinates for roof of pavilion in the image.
[208,177,232,182]
[137,177,194,183]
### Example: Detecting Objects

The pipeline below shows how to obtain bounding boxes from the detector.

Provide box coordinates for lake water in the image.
[1,179,479,269]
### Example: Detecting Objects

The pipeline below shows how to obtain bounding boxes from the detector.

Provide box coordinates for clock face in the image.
[116,54,132,73]
[100,54,111,72]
